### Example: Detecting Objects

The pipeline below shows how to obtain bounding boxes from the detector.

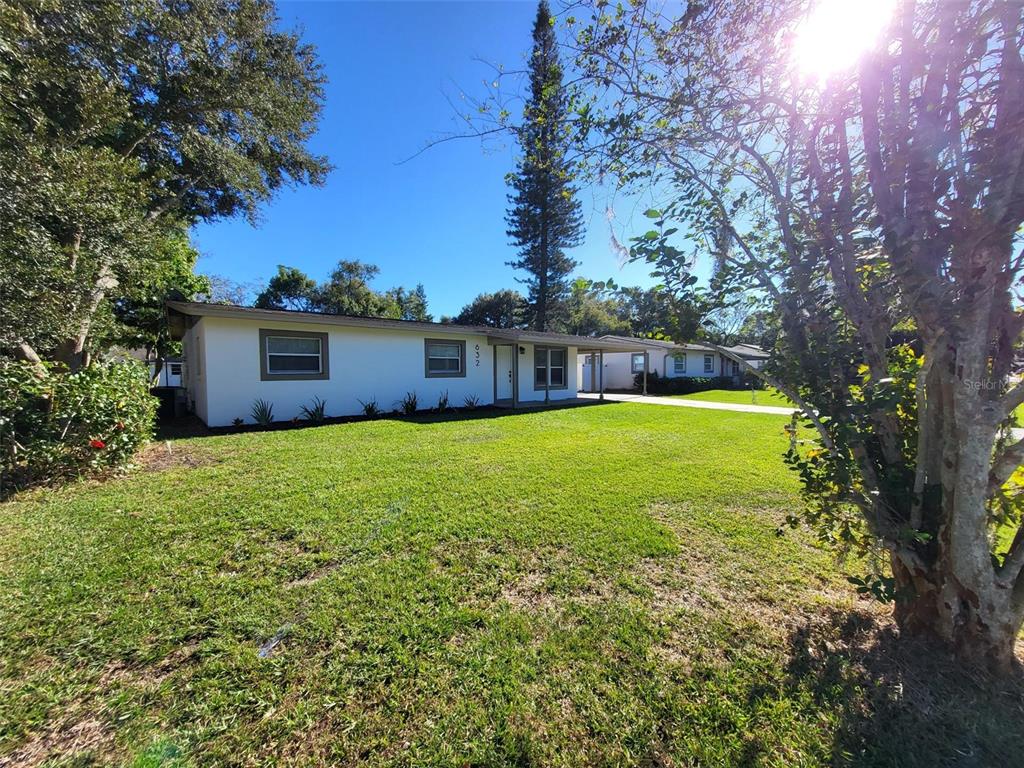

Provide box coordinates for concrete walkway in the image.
[578,391,797,416]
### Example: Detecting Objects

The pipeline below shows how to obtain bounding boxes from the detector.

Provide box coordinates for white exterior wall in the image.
[515,344,579,403]
[659,349,722,378]
[192,317,499,426]
[578,350,657,391]
[581,348,734,390]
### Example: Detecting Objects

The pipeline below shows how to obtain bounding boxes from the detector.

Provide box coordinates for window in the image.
[731,360,740,375]
[704,354,714,373]
[169,363,182,376]
[424,339,466,378]
[631,353,646,373]
[672,354,686,374]
[534,346,568,389]
[259,329,329,381]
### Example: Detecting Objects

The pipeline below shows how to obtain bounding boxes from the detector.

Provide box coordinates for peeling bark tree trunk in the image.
[53,263,117,371]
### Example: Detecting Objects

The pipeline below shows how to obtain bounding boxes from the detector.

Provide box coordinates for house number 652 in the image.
[474,344,480,366]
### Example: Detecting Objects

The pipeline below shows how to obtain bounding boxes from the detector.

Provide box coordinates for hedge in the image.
[633,371,760,395]
[1,359,157,496]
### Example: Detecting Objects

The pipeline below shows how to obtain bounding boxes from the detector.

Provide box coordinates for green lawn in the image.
[670,388,796,408]
[1,404,1019,766]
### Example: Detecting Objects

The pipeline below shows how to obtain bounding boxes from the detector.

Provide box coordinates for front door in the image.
[496,345,513,400]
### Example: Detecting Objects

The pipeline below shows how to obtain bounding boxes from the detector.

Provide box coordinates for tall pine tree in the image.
[505,0,583,332]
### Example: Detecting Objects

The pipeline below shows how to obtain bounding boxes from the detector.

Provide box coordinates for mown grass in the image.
[1,403,1020,767]
[669,388,795,408]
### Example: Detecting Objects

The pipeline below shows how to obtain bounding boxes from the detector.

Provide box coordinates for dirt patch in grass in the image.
[139,440,218,473]
[99,641,201,690]
[2,713,116,768]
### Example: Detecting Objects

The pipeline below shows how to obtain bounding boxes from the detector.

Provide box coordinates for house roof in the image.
[165,301,642,352]
[721,343,770,360]
[598,335,716,353]
[598,335,769,359]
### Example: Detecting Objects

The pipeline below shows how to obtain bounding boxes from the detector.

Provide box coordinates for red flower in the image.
[89,439,106,449]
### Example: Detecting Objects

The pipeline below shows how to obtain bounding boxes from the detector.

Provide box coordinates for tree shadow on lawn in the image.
[154,400,611,441]
[779,607,1024,767]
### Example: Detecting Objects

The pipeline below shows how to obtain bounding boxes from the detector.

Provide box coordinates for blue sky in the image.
[191,0,666,318]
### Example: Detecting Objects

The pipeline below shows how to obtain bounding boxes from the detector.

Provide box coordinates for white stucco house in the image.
[578,336,769,392]
[166,301,638,427]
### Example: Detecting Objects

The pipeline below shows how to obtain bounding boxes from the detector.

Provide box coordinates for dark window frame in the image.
[631,353,646,373]
[533,345,569,391]
[672,353,686,374]
[424,338,467,378]
[704,354,714,374]
[259,328,330,381]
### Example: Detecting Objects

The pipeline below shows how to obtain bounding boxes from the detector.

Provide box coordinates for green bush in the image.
[635,371,740,395]
[1,359,157,496]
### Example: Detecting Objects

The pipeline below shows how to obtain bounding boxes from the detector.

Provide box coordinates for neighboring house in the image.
[165,301,637,427]
[150,357,183,388]
[123,348,183,387]
[578,336,769,392]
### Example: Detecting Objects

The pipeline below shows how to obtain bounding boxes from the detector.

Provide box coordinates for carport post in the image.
[599,350,605,401]
[643,351,648,395]
[512,344,519,409]
[590,353,596,393]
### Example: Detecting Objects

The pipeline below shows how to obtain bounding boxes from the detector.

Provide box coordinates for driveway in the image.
[578,391,797,416]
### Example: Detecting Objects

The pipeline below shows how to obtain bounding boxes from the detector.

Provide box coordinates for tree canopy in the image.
[253,261,432,321]
[0,0,330,367]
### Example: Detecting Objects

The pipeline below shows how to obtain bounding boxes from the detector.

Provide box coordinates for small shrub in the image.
[1,359,156,496]
[359,398,381,417]
[250,399,274,426]
[463,394,481,410]
[232,417,245,427]
[436,390,450,412]
[398,391,418,415]
[300,396,327,424]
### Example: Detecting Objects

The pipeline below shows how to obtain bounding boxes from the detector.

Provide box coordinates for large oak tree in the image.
[0,0,329,367]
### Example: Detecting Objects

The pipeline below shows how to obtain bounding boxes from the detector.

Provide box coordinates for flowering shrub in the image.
[1,359,157,496]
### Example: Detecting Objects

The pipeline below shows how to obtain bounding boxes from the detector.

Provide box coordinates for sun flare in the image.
[792,0,896,81]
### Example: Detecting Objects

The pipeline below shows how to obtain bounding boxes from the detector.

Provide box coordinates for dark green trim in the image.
[259,328,330,381]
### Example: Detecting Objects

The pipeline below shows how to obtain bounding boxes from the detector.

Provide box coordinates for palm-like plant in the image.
[250,399,274,426]
[300,396,327,424]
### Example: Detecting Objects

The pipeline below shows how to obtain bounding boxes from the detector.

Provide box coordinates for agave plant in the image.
[300,396,327,424]
[359,398,381,417]
[436,390,450,412]
[398,391,418,415]
[463,394,481,410]
[250,399,274,427]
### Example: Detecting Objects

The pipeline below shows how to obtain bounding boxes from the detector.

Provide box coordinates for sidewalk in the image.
[578,391,797,416]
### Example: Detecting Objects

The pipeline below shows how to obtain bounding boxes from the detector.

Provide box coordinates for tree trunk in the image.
[891,553,1021,672]
[53,262,117,371]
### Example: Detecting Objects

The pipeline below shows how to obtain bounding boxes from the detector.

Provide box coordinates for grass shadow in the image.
[782,607,1024,767]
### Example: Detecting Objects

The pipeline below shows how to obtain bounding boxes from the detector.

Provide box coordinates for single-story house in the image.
[578,336,769,392]
[165,301,639,427]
